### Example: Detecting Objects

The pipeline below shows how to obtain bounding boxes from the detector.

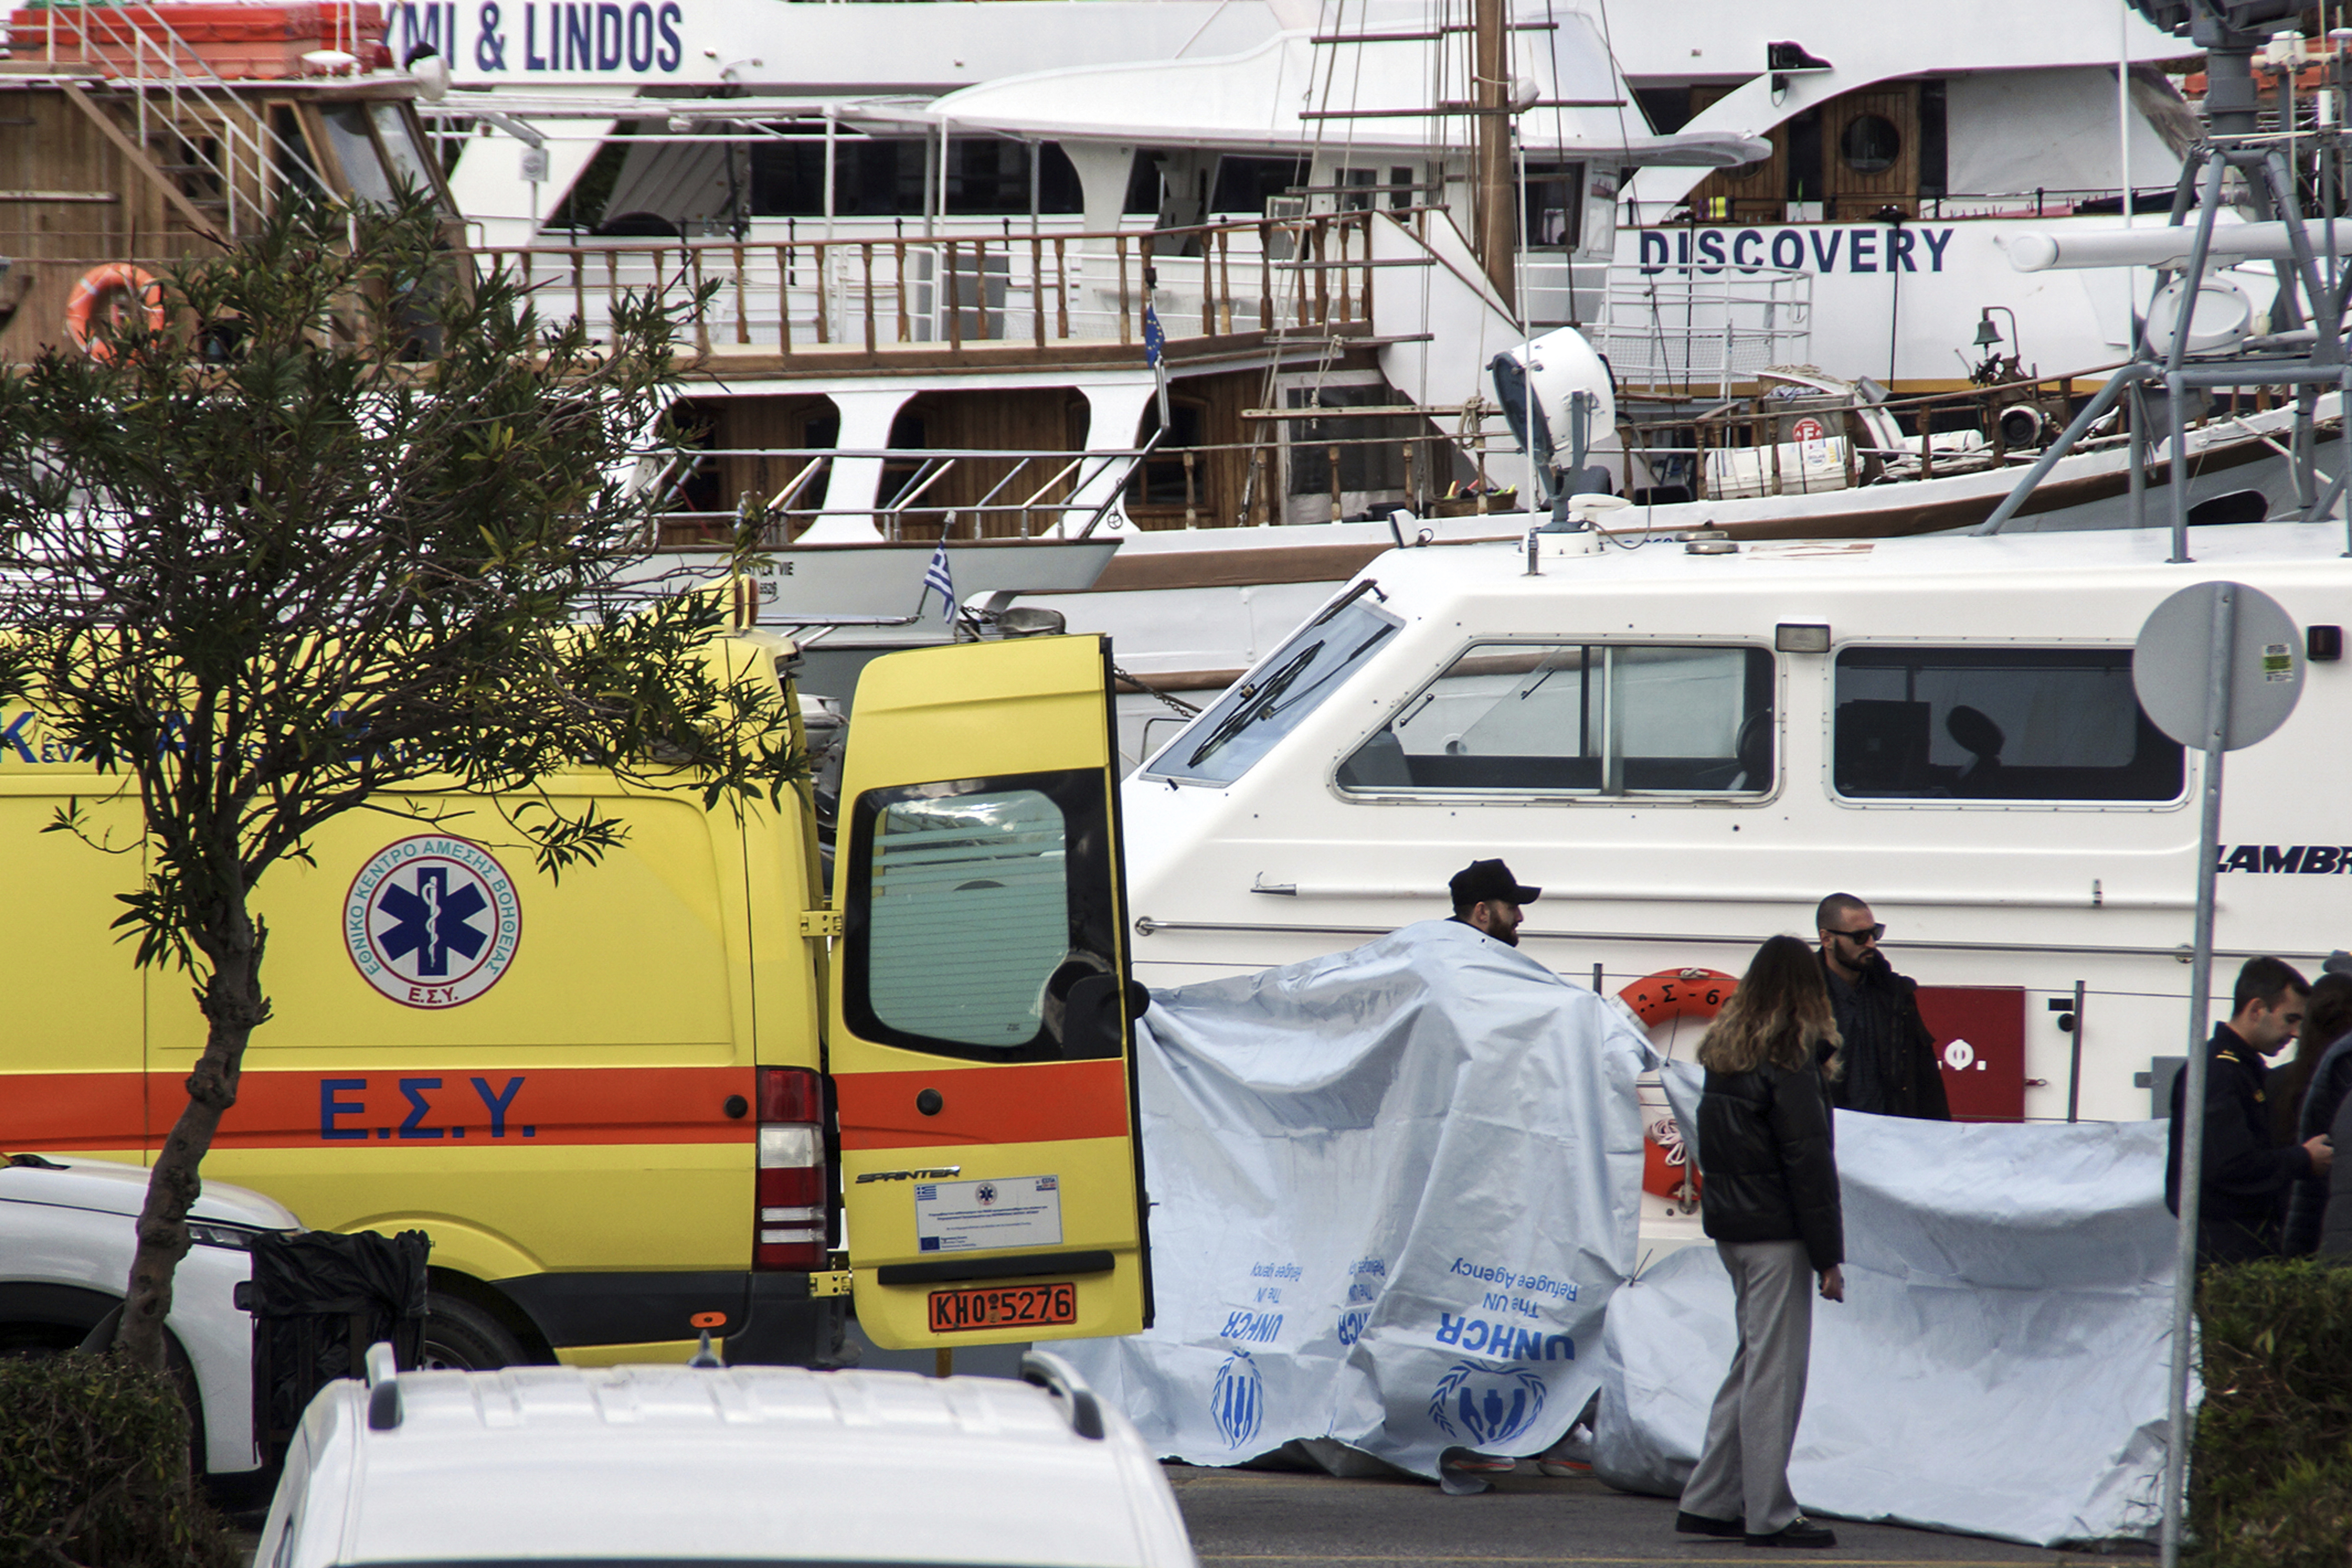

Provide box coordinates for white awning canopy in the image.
[841,24,1765,167]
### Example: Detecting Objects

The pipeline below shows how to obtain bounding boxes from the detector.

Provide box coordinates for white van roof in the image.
[285,1360,1194,1568]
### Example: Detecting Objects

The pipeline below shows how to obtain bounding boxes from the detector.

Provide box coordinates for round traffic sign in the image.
[2132,581,2302,751]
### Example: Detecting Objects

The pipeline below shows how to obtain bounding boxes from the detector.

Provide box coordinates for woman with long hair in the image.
[2280,971,2352,1255]
[2271,972,2352,1148]
[1674,935,1847,1549]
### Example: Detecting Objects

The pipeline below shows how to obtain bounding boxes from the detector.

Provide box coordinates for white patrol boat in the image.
[1116,517,2351,1247]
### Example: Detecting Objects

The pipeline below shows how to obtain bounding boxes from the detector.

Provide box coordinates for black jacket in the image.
[2166,1024,2313,1263]
[2322,1088,2352,1259]
[1821,951,1951,1120]
[1697,1057,1844,1273]
[2282,1029,2352,1256]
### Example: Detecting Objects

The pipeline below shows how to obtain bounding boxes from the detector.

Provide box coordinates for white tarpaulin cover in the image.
[1593,1061,2177,1546]
[1057,920,1656,1483]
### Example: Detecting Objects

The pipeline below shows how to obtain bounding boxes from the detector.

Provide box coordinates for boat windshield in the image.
[1144,584,1399,786]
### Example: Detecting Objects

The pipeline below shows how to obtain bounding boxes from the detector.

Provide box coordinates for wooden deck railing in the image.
[478,211,1384,357]
[0,211,1394,370]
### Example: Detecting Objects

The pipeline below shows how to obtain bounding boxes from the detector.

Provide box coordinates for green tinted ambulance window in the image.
[865,788,1070,1047]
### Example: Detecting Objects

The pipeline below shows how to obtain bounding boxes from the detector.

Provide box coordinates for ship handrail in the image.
[1244,880,2195,911]
[1128,915,2299,969]
[471,209,1388,357]
[3,1,313,236]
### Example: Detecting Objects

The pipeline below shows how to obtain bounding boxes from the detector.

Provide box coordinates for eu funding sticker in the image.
[914,1176,1063,1255]
[344,836,522,1009]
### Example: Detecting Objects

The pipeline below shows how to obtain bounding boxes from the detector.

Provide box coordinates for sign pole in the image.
[2135,578,2302,1567]
[2158,581,2235,1568]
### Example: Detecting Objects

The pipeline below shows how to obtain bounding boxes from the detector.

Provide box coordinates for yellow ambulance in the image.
[0,633,1152,1366]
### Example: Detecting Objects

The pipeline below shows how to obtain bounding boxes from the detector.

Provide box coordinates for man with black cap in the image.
[1449,859,1540,946]
[1443,857,1547,1481]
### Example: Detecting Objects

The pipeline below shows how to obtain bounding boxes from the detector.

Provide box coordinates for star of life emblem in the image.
[345,836,521,1008]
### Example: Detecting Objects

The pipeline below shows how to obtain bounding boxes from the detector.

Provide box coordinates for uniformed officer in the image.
[2166,956,2336,1265]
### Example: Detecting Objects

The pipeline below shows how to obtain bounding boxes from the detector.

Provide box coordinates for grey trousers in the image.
[1677,1239,1816,1536]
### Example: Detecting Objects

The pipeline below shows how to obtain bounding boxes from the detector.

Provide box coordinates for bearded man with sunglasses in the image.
[1815,894,1950,1120]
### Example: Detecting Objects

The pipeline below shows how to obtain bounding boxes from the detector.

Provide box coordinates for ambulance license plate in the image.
[927,1281,1077,1333]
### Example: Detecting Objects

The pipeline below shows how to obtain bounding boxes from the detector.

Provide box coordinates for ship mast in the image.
[1472,0,1516,310]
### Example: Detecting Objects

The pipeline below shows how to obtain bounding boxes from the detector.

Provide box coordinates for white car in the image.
[257,1350,1199,1568]
[1,1151,298,1488]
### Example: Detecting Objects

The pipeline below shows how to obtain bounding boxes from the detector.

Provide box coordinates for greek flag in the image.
[1142,302,1165,368]
[920,540,956,619]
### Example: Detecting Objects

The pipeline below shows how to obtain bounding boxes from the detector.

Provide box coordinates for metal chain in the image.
[1113,664,1203,717]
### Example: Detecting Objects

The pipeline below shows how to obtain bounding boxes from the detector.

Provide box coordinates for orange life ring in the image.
[1644,1114,1699,1204]
[65,264,167,362]
[1619,968,1737,1204]
[1618,966,1737,1025]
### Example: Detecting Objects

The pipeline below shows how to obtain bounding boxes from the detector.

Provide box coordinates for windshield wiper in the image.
[1188,642,1323,767]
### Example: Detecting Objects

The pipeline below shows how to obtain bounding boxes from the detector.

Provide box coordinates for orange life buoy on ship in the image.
[1619,967,1737,1204]
[1618,966,1737,1025]
[64,264,167,362]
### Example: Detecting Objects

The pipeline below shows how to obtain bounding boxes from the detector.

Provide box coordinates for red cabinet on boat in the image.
[1917,986,2028,1123]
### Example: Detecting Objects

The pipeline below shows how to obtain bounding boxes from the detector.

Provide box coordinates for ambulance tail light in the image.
[755,1067,826,1271]
[758,1066,820,1123]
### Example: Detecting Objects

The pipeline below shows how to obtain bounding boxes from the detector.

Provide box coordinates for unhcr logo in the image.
[1429,1361,1547,1448]
[1436,1313,1574,1361]
[1220,1309,1283,1343]
[1212,1350,1263,1449]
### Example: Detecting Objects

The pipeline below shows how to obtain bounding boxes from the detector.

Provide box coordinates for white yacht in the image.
[401,0,1765,748]
[1589,0,2207,390]
[24,0,2330,787]
[396,0,2298,770]
[433,0,2213,395]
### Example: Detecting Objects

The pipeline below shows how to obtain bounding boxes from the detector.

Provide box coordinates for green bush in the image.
[0,1353,239,1568]
[2190,1259,2352,1568]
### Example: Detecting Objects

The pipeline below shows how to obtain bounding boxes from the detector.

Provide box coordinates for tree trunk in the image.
[115,907,268,1370]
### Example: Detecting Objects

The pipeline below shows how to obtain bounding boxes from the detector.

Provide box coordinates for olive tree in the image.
[0,192,796,1370]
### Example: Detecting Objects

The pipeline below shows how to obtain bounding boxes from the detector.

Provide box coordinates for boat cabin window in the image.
[269,107,325,200]
[1336,642,1775,797]
[1522,165,1584,250]
[746,136,1086,218]
[1143,586,1401,786]
[1210,157,1309,216]
[842,770,1123,1063]
[1838,114,1902,176]
[1832,647,2183,803]
[319,105,397,206]
[368,104,444,205]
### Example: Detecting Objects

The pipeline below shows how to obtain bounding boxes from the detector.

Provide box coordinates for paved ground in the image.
[1166,1461,2137,1568]
[232,1456,2142,1567]
[867,1338,2116,1565]
[226,1348,2149,1568]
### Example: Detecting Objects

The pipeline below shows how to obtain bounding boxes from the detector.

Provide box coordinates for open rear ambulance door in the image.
[828,635,1152,1348]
